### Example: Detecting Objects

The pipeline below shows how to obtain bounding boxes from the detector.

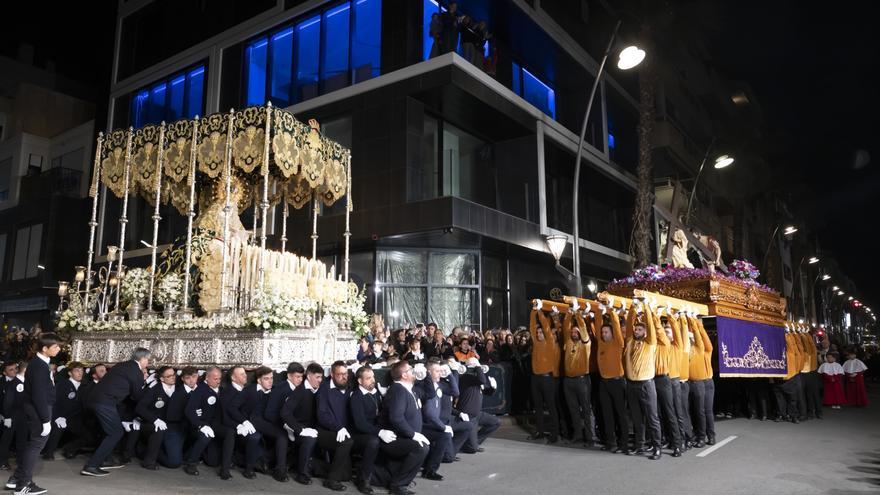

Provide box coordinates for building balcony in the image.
[651,117,703,173]
[19,167,83,202]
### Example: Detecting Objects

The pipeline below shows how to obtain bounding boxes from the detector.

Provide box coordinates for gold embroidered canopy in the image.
[99,106,350,213]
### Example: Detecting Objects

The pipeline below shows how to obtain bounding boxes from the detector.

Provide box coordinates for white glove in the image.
[242,420,257,435]
[413,364,427,381]
[532,299,542,311]
[412,432,431,447]
[195,408,203,417]
[459,413,470,422]
[3,418,11,428]
[41,422,51,437]
[488,377,498,389]
[132,418,141,431]
[283,424,297,441]
[199,425,215,438]
[55,417,68,429]
[122,421,132,432]
[146,373,157,386]
[376,383,388,396]
[236,424,248,437]
[444,425,453,435]
[300,428,318,438]
[378,429,397,443]
[336,427,351,443]
[458,363,467,374]
[480,365,489,374]
[599,303,607,315]
[153,418,167,431]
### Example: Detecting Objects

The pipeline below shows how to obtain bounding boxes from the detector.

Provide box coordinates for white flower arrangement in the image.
[121,268,152,305]
[76,314,246,333]
[155,273,184,307]
[57,309,79,329]
[246,289,318,331]
[324,286,369,337]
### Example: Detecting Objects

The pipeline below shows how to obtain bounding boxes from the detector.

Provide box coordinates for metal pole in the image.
[181,116,200,314]
[760,224,781,279]
[572,20,620,297]
[220,109,235,312]
[258,102,272,289]
[343,153,352,282]
[684,136,716,225]
[112,128,135,315]
[84,132,104,317]
[311,196,319,260]
[145,122,166,315]
[280,188,289,253]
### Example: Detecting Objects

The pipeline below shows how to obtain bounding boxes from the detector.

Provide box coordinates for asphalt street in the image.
[8,384,879,495]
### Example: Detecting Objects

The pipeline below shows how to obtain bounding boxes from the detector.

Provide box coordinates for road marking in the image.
[696,435,737,457]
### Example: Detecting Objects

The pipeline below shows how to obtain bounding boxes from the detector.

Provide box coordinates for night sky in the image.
[2,1,878,308]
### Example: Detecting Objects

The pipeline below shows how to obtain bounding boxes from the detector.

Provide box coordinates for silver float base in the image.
[70,318,358,368]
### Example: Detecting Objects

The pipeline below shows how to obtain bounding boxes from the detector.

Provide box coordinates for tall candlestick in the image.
[219,109,235,312]
[281,186,289,253]
[311,197,319,260]
[258,102,272,289]
[343,153,352,283]
[112,128,135,316]
[181,116,200,314]
[145,122,166,315]
[84,132,105,317]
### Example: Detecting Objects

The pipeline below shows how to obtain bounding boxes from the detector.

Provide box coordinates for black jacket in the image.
[136,383,188,424]
[349,387,382,435]
[265,380,297,424]
[53,378,83,419]
[280,384,317,435]
[23,356,56,424]
[220,384,247,427]
[89,360,145,406]
[379,382,422,439]
[1,377,24,419]
[184,382,222,430]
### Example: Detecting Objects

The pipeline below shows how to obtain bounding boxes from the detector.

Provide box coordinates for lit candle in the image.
[74,266,86,283]
[57,281,69,297]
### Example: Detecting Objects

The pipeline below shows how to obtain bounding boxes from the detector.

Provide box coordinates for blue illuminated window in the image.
[423,0,441,61]
[246,37,268,106]
[322,3,351,93]
[511,63,556,120]
[608,132,616,149]
[130,64,206,128]
[270,29,293,105]
[295,15,321,103]
[352,0,382,82]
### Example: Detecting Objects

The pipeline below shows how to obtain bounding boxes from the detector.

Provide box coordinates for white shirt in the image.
[305,379,319,394]
[843,359,868,374]
[36,353,50,365]
[359,385,377,395]
[210,386,220,394]
[69,378,81,391]
[231,382,244,392]
[184,384,196,394]
[258,384,271,394]
[16,374,24,383]
[162,383,176,397]
[287,380,298,393]
[817,362,844,375]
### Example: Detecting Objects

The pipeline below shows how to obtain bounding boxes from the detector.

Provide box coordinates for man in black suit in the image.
[417,362,452,481]
[379,361,430,495]
[41,362,94,460]
[349,366,391,495]
[183,366,235,480]
[236,366,288,482]
[82,348,150,477]
[0,361,26,470]
[7,333,61,495]
[315,361,357,492]
[135,365,185,470]
[280,363,321,486]
[457,358,499,453]
[220,366,261,479]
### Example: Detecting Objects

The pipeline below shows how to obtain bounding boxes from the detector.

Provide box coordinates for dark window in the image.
[130,63,206,127]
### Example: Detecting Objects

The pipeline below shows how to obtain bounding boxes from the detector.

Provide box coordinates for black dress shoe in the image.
[671,448,682,457]
[693,440,705,448]
[545,437,558,445]
[649,447,662,460]
[707,436,716,446]
[119,455,132,465]
[529,432,546,441]
[141,463,159,470]
[183,464,199,476]
[219,469,232,480]
[80,467,110,477]
[242,470,256,480]
[356,480,374,494]
[791,417,800,424]
[422,470,444,481]
[273,470,289,482]
[760,416,767,421]
[294,474,312,485]
[62,451,78,459]
[100,460,125,470]
[635,446,651,455]
[41,453,56,461]
[390,488,416,495]
[601,444,613,451]
[323,479,347,491]
[476,447,485,453]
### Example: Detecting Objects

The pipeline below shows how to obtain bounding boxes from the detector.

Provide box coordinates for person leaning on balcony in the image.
[528,306,560,443]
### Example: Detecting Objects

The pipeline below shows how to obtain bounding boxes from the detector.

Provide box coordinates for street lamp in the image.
[684,136,736,225]
[760,223,798,278]
[545,234,568,264]
[822,274,831,281]
[571,20,645,296]
[587,281,598,293]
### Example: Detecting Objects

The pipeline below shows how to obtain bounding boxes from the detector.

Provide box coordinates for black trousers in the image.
[140,424,165,467]
[670,378,688,445]
[678,381,693,440]
[377,439,428,490]
[599,377,629,449]
[0,415,28,464]
[530,374,559,440]
[445,419,474,459]
[12,414,49,487]
[702,379,716,440]
[654,375,681,449]
[316,429,354,482]
[290,435,317,476]
[42,415,95,458]
[775,375,801,419]
[804,371,823,417]
[563,375,595,442]
[688,379,707,440]
[746,379,769,418]
[252,418,288,472]
[421,427,451,473]
[185,425,235,472]
[626,379,662,449]
[463,413,498,452]
[351,433,379,483]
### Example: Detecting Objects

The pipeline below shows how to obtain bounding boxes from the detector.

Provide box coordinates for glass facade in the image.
[512,62,556,119]
[130,64,205,128]
[244,0,382,107]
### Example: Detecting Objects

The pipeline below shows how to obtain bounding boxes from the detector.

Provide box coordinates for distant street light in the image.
[761,223,798,280]
[685,137,736,225]
[617,46,646,70]
[587,281,598,293]
[783,226,798,236]
[808,257,820,264]
[713,155,735,169]
[822,274,831,281]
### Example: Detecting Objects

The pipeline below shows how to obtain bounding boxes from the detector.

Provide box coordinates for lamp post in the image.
[791,255,819,319]
[760,223,797,280]
[570,20,644,296]
[684,137,735,225]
